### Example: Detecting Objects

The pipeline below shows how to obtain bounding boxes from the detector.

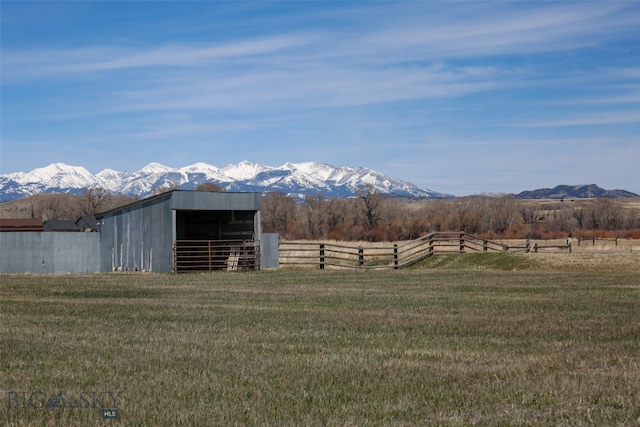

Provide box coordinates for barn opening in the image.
[174,209,260,272]
[175,210,255,241]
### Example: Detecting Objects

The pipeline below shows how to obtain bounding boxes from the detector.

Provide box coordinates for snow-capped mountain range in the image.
[0,161,451,202]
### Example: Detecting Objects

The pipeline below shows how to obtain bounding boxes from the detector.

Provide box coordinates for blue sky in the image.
[1,1,639,196]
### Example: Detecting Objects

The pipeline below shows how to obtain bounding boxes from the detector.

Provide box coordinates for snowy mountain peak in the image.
[140,162,172,174]
[177,163,226,182]
[18,163,96,188]
[221,160,271,180]
[180,162,220,173]
[287,162,341,181]
[0,161,452,202]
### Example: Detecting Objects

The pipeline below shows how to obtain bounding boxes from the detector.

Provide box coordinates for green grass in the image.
[2,267,640,426]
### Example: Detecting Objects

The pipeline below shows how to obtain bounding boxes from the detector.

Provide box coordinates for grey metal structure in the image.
[0,232,100,273]
[260,233,280,269]
[96,191,261,273]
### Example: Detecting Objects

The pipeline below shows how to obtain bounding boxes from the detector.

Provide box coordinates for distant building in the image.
[43,220,81,232]
[0,218,44,232]
[76,215,98,232]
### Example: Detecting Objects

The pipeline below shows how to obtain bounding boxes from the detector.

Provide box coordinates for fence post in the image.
[243,240,247,271]
[460,232,465,253]
[429,234,434,256]
[394,244,398,269]
[319,244,325,270]
[358,246,364,268]
[526,239,530,253]
[483,240,488,252]
[208,241,212,271]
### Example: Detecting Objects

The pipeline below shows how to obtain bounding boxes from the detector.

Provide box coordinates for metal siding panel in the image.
[170,191,261,211]
[97,194,173,272]
[254,211,262,242]
[0,232,46,273]
[51,233,100,273]
[0,232,99,273]
[155,197,174,272]
[260,233,280,269]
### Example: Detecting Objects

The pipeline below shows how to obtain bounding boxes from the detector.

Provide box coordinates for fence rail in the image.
[279,232,568,270]
[174,239,260,272]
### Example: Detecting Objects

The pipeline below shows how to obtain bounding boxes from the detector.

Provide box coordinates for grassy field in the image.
[2,254,640,426]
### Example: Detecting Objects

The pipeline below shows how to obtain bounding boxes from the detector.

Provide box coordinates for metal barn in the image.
[96,191,261,273]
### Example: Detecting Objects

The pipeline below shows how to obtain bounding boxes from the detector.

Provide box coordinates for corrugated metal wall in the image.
[260,233,279,269]
[0,232,100,273]
[97,193,173,272]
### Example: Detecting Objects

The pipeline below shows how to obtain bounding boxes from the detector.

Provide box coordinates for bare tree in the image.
[39,196,62,221]
[151,181,181,195]
[261,192,298,237]
[29,194,40,219]
[627,208,639,229]
[302,194,327,239]
[422,200,448,232]
[519,203,538,225]
[598,199,624,230]
[325,198,353,239]
[104,194,139,211]
[195,182,226,192]
[358,184,381,228]
[449,197,481,233]
[84,187,111,215]
[488,195,516,234]
[571,206,586,229]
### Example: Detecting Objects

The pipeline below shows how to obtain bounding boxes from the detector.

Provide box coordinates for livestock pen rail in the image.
[279,232,565,270]
[174,239,260,272]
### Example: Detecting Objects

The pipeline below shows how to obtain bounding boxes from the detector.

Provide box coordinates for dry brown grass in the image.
[497,238,640,253]
[534,252,640,272]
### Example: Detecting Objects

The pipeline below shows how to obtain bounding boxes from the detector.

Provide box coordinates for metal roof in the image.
[43,220,81,232]
[96,190,261,218]
[0,218,44,232]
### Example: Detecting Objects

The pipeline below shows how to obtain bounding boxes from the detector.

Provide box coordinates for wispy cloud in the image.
[355,3,637,58]
[1,35,314,83]
[4,2,637,81]
[551,93,640,105]
[525,111,640,127]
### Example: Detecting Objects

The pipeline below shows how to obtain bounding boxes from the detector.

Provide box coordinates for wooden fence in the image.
[279,232,570,270]
[174,239,260,272]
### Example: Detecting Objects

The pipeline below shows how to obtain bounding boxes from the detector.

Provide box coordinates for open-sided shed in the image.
[96,191,261,273]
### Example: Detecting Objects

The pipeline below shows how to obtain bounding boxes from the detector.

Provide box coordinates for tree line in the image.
[1,188,139,221]
[1,183,225,221]
[262,187,640,241]
[3,184,639,240]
